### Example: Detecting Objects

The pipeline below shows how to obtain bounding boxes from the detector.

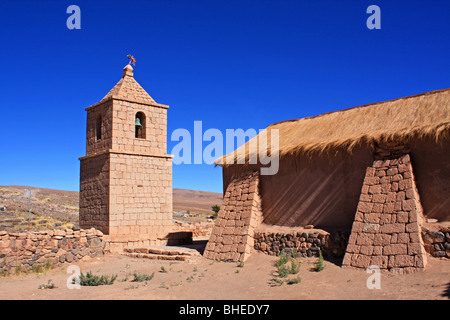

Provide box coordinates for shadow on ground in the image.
[442,282,450,299]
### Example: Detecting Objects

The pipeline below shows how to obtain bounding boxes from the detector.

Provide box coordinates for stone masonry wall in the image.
[342,148,428,273]
[85,100,113,156]
[79,154,110,234]
[173,220,214,238]
[421,225,450,259]
[106,152,173,252]
[0,228,108,274]
[254,229,349,258]
[204,171,263,262]
[111,100,168,156]
[80,64,174,253]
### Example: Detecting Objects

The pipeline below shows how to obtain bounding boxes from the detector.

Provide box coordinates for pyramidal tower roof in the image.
[101,64,157,105]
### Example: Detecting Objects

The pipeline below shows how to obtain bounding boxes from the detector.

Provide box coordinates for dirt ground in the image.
[0,250,448,300]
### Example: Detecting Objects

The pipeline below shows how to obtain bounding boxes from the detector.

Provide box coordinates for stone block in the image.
[370,255,388,269]
[383,203,395,214]
[364,213,381,224]
[354,254,371,269]
[383,244,407,255]
[402,199,416,211]
[359,245,374,256]
[406,222,419,233]
[386,168,398,176]
[346,244,360,254]
[357,202,373,214]
[373,234,391,246]
[372,194,387,204]
[408,243,423,255]
[356,233,374,246]
[393,255,415,267]
[396,212,409,223]
[380,213,392,224]
[364,176,380,186]
[381,223,405,234]
[368,185,382,195]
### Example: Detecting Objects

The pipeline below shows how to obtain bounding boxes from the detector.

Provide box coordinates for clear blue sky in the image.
[0,0,449,193]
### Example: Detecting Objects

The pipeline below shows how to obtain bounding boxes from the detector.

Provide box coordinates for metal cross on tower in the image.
[127,54,136,66]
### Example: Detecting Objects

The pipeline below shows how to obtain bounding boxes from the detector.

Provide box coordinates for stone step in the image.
[123,245,202,262]
[125,252,190,261]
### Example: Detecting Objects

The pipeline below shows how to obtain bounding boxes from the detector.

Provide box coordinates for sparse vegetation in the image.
[14,264,22,275]
[286,276,302,285]
[211,205,220,218]
[131,272,154,282]
[313,250,325,272]
[160,266,169,273]
[186,275,195,282]
[76,271,117,286]
[289,259,301,275]
[275,250,290,268]
[271,249,302,286]
[38,280,57,289]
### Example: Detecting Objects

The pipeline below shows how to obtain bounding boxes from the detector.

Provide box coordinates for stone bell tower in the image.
[79,63,173,252]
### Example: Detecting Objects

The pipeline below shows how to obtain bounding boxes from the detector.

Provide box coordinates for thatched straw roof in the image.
[217,88,450,166]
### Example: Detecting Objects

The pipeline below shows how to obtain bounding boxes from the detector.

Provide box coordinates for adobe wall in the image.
[223,145,374,230]
[222,138,450,231]
[407,137,450,222]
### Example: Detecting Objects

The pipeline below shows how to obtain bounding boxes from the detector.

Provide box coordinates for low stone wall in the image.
[422,225,450,258]
[0,228,108,274]
[254,229,349,258]
[173,220,214,238]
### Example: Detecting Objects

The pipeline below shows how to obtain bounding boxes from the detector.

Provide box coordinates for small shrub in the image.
[77,271,117,286]
[32,264,44,274]
[131,272,154,282]
[14,264,23,275]
[313,250,325,272]
[289,259,300,275]
[39,280,57,290]
[211,205,220,217]
[236,262,244,268]
[44,260,53,272]
[160,266,169,273]
[270,277,285,286]
[186,275,194,282]
[286,276,302,285]
[0,269,9,277]
[275,250,290,268]
[276,264,290,278]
